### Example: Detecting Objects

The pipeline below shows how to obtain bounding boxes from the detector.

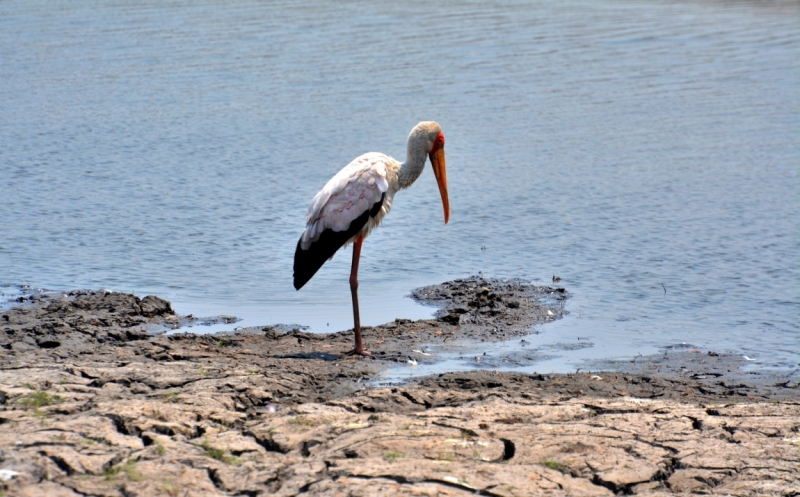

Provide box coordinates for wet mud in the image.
[1,278,798,496]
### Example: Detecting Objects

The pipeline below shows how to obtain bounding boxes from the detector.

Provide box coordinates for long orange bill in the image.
[429,148,449,224]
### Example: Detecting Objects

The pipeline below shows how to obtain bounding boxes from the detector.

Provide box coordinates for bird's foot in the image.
[344,347,372,357]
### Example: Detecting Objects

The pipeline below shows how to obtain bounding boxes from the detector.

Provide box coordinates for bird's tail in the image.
[293,211,371,290]
[293,193,385,290]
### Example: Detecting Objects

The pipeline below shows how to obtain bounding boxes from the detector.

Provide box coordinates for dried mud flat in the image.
[1,278,798,496]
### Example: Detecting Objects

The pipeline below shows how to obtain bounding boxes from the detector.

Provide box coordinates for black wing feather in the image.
[293,193,385,290]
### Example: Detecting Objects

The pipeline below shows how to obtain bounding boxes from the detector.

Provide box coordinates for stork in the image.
[293,121,449,356]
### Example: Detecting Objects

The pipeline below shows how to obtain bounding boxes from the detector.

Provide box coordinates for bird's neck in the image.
[398,140,428,189]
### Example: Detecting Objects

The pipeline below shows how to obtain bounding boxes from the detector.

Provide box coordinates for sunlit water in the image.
[1,0,798,374]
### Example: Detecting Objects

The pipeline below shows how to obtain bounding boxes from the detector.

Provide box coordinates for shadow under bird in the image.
[293,121,450,356]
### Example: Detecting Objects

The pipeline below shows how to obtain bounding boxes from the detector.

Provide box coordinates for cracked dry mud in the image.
[1,278,798,496]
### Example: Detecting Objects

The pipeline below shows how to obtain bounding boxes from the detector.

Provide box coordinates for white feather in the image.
[300,153,395,250]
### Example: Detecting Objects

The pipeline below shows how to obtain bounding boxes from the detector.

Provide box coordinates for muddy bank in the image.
[1,277,568,365]
[1,279,798,496]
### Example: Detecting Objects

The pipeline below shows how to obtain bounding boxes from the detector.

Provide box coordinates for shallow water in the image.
[1,0,798,373]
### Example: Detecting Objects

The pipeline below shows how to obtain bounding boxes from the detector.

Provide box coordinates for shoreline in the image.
[1,279,798,495]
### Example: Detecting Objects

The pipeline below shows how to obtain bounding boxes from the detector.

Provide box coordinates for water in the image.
[1,0,798,373]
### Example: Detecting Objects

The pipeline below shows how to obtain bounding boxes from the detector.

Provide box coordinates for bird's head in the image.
[411,121,449,224]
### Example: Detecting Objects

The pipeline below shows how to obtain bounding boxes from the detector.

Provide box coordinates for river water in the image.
[1,0,798,373]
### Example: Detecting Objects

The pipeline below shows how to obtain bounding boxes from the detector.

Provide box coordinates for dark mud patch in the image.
[411,276,567,337]
[0,289,243,355]
[1,290,175,353]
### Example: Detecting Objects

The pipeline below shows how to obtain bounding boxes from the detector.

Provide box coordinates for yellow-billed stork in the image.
[293,121,449,356]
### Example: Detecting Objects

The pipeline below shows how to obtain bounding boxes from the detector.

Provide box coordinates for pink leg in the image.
[345,236,370,356]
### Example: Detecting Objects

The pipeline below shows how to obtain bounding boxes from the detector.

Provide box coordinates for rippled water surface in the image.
[2,0,798,372]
